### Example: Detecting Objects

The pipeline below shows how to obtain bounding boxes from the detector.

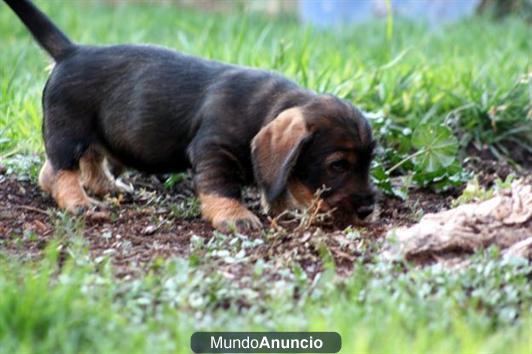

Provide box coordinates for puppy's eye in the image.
[329,159,350,173]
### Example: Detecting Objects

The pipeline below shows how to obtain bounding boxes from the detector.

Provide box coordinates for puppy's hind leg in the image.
[41,103,94,213]
[39,157,92,213]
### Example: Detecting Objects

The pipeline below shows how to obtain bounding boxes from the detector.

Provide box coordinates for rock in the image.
[383,178,532,265]
[142,225,158,235]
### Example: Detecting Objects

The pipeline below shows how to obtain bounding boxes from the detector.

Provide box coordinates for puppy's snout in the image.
[355,205,374,219]
[352,192,375,219]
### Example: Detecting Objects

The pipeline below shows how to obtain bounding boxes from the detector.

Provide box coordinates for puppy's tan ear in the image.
[251,107,313,205]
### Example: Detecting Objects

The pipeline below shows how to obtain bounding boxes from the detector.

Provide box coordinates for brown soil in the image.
[12,148,530,278]
[0,165,461,277]
[463,156,516,188]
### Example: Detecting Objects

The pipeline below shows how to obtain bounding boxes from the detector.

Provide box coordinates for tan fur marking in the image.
[80,153,116,196]
[251,107,308,187]
[38,159,55,194]
[199,193,261,230]
[287,181,317,209]
[264,180,330,215]
[52,170,91,212]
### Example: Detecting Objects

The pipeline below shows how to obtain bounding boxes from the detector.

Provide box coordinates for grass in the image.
[1,2,530,165]
[0,1,531,354]
[1,234,530,354]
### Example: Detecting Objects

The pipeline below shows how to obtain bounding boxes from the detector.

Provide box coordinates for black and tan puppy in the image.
[5,0,376,231]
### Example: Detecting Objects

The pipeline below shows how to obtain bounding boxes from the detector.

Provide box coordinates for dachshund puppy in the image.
[5,0,376,231]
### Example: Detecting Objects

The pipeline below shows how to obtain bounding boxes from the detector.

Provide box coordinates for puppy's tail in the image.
[4,0,75,61]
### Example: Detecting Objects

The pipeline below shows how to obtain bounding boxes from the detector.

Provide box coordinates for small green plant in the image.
[169,196,201,219]
[2,154,42,181]
[371,118,470,197]
[163,172,187,189]
[452,174,516,207]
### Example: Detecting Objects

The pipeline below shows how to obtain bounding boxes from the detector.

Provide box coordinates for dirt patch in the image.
[0,172,210,277]
[0,167,456,277]
[464,156,517,188]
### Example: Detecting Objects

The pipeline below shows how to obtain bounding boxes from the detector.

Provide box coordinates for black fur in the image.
[4,0,73,60]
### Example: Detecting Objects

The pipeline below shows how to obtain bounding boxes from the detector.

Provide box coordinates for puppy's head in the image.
[251,95,376,223]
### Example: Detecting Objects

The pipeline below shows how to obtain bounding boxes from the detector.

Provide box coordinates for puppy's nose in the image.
[355,205,374,219]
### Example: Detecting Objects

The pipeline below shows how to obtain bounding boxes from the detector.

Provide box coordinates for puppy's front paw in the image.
[213,211,262,233]
[199,194,262,233]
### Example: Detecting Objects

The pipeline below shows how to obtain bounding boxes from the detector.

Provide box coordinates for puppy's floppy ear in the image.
[251,107,313,205]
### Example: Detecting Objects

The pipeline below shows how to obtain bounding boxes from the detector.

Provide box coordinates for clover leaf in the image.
[412,124,458,173]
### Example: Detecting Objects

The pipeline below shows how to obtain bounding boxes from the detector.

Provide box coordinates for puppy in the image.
[5,0,376,231]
